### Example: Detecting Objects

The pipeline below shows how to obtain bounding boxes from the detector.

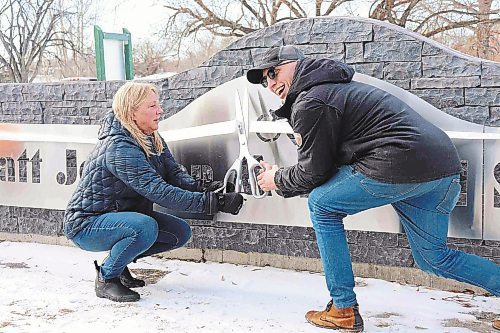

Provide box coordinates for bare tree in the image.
[133,40,170,77]
[161,0,499,60]
[48,0,99,78]
[369,0,499,59]
[162,0,354,38]
[0,0,75,82]
[369,0,498,36]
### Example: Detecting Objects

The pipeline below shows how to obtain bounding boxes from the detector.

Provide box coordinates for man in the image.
[247,45,500,332]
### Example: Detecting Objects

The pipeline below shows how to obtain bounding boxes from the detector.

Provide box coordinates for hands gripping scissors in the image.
[222,88,268,199]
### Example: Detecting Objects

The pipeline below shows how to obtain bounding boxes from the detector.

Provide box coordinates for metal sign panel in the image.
[1,74,499,239]
[484,125,500,240]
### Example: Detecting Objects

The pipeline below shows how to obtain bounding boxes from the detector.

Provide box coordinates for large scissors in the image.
[223,88,268,199]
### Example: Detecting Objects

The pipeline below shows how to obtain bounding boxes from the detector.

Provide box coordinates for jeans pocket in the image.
[436,178,461,214]
[359,177,421,199]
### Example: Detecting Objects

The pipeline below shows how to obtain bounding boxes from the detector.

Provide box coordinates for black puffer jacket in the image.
[64,111,217,239]
[274,58,461,198]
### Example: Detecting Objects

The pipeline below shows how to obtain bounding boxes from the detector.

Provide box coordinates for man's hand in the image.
[257,161,279,192]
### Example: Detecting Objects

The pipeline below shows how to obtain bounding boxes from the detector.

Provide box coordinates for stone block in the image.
[373,25,417,41]
[465,87,500,106]
[43,106,86,117]
[481,76,500,87]
[267,225,316,240]
[23,84,63,102]
[0,114,42,123]
[227,25,283,49]
[295,44,328,55]
[283,19,314,45]
[387,79,410,90]
[63,82,106,101]
[354,63,384,79]
[384,62,422,80]
[222,228,267,253]
[43,115,91,125]
[488,106,500,126]
[1,102,42,115]
[89,107,111,122]
[345,43,363,63]
[207,50,253,66]
[168,66,243,89]
[18,217,60,236]
[168,87,212,100]
[422,55,481,77]
[350,244,414,267]
[0,84,24,102]
[411,76,480,89]
[267,238,320,258]
[480,62,500,86]
[410,88,464,108]
[105,80,126,99]
[484,240,500,247]
[422,42,445,56]
[397,234,410,248]
[217,221,267,230]
[442,106,489,124]
[310,18,372,43]
[347,230,399,247]
[0,218,18,233]
[482,61,500,76]
[324,43,345,60]
[0,206,10,218]
[189,226,224,249]
[364,41,422,62]
[162,99,192,117]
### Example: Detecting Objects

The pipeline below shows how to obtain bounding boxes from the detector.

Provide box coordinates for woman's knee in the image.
[176,220,192,247]
[134,215,159,246]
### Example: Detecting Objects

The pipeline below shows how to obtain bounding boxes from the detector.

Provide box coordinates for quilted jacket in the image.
[64,111,216,239]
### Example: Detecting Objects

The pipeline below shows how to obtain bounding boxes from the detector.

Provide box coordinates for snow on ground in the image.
[0,241,498,333]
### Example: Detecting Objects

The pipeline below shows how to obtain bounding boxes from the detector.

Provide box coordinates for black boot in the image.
[120,266,146,288]
[94,261,140,302]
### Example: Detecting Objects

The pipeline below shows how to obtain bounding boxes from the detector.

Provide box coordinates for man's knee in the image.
[307,187,324,214]
[413,247,454,275]
[308,189,344,219]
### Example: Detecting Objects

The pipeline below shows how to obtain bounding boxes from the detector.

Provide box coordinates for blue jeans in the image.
[308,165,500,308]
[72,211,192,279]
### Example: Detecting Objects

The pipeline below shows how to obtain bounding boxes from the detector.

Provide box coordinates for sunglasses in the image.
[260,60,295,88]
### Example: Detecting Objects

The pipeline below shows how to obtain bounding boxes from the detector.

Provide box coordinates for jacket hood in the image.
[98,111,131,140]
[275,58,354,118]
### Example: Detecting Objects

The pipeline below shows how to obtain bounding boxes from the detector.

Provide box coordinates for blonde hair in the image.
[112,82,164,156]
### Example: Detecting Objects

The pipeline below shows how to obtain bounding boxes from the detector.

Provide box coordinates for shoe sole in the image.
[306,317,363,332]
[96,291,140,302]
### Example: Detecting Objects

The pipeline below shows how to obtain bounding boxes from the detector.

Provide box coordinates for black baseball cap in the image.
[246,45,305,84]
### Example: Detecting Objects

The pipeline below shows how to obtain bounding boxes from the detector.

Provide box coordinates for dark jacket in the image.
[64,111,216,239]
[274,58,461,198]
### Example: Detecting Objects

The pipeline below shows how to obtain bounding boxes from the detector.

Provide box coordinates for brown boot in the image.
[305,300,364,332]
[493,319,500,331]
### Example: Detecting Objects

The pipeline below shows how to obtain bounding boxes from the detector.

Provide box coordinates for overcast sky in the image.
[97,0,172,42]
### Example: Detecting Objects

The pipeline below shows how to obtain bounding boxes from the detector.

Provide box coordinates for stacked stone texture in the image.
[1,17,499,266]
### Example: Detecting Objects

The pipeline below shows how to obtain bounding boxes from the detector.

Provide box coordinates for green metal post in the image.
[94,25,105,81]
[123,28,134,80]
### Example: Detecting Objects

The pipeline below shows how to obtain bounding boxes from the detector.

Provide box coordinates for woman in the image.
[64,82,243,302]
